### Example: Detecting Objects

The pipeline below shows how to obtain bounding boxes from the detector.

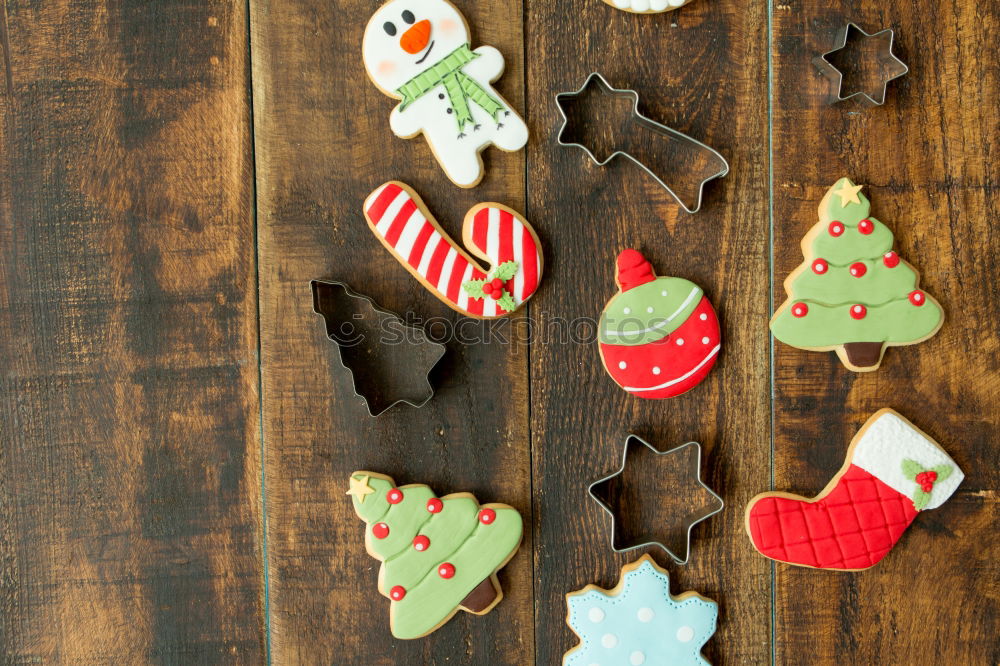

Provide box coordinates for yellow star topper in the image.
[833,180,864,207]
[346,474,375,502]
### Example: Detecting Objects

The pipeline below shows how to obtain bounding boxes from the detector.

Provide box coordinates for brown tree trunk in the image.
[843,342,884,368]
[461,577,499,613]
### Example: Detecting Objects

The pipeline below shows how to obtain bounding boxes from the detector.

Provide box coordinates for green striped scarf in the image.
[396,44,505,133]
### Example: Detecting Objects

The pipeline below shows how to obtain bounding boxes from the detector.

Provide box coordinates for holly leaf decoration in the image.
[493,261,519,282]
[463,279,486,299]
[911,489,931,511]
[901,459,924,481]
[497,292,517,313]
[932,464,953,482]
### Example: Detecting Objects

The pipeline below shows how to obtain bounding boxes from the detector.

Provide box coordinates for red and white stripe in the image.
[364,182,542,318]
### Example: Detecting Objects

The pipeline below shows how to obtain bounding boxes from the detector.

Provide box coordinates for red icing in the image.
[850,304,867,319]
[616,249,656,292]
[413,535,430,551]
[883,251,900,268]
[909,290,925,306]
[426,498,443,513]
[858,219,874,234]
[387,488,404,504]
[438,562,455,579]
[372,522,389,539]
[792,302,808,318]
[747,464,919,569]
[812,258,828,274]
[479,508,496,525]
[491,278,503,290]
[849,262,867,277]
[600,296,720,400]
[828,221,844,237]
[390,585,406,600]
[489,290,502,301]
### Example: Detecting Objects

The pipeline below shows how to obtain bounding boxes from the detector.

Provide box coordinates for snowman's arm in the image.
[389,103,424,138]
[466,46,506,82]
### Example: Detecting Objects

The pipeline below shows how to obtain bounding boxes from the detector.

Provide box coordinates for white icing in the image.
[646,307,653,313]
[851,411,964,510]
[661,290,668,297]
[699,312,707,321]
[623,307,631,315]
[675,338,684,346]
[604,286,701,337]
[601,633,618,648]
[618,361,627,370]
[636,607,654,622]
[652,367,661,375]
[624,344,720,392]
[702,336,710,344]
[629,652,646,665]
[676,626,695,643]
[608,0,688,11]
[588,607,605,623]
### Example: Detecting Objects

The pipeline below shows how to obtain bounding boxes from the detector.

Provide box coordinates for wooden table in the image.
[1,0,997,663]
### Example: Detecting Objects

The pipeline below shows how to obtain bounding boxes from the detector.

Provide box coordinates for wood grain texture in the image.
[249,0,532,662]
[771,1,1000,663]
[0,0,264,663]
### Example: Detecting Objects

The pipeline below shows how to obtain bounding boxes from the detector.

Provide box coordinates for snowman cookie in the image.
[604,0,694,13]
[363,0,529,188]
[599,250,721,399]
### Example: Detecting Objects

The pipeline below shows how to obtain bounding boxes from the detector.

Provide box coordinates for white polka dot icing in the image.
[588,607,605,623]
[564,558,718,665]
[675,338,684,346]
[618,361,627,370]
[608,0,690,12]
[699,313,707,321]
[623,307,631,315]
[702,337,710,344]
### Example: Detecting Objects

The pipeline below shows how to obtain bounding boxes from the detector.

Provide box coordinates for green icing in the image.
[384,496,480,590]
[788,258,919,306]
[771,297,942,348]
[392,507,522,639]
[366,485,436,561]
[350,474,393,524]
[810,216,893,265]
[599,277,702,345]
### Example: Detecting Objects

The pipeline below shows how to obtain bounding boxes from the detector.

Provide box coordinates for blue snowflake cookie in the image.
[563,555,718,665]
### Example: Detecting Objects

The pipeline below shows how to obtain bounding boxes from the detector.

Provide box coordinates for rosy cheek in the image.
[377,60,396,76]
[439,18,458,35]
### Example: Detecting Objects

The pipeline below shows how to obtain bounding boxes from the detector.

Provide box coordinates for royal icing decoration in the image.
[364,181,543,318]
[598,249,721,399]
[603,0,693,14]
[563,555,718,665]
[348,471,523,639]
[770,178,944,372]
[362,0,529,187]
[745,409,964,570]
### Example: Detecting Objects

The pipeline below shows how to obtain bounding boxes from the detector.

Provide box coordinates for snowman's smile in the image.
[414,40,435,65]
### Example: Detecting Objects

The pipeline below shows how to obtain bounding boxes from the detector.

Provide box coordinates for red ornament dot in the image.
[479,508,496,525]
[489,291,502,301]
[828,221,844,237]
[909,290,926,306]
[883,251,900,268]
[390,585,406,601]
[792,302,808,318]
[812,258,828,274]
[372,522,390,539]
[426,498,443,513]
[386,488,404,504]
[850,304,867,320]
[438,562,456,579]
[858,219,874,234]
[413,535,430,551]
[849,262,867,277]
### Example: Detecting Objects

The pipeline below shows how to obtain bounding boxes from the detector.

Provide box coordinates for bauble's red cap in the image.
[616,249,656,291]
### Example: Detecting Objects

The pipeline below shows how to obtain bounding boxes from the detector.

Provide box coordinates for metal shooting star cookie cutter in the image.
[588,434,724,565]
[555,72,730,214]
[813,23,908,106]
[311,279,445,417]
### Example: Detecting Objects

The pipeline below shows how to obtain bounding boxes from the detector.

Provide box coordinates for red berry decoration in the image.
[412,535,430,551]
[479,508,496,525]
[909,290,926,306]
[850,304,867,320]
[426,498,443,513]
[387,488,404,504]
[792,302,808,318]
[372,522,390,539]
[489,290,502,301]
[828,221,844,236]
[438,562,455,579]
[883,251,900,268]
[482,282,494,296]
[858,218,874,234]
[812,258,828,274]
[849,262,867,277]
[491,278,503,290]
[390,585,406,601]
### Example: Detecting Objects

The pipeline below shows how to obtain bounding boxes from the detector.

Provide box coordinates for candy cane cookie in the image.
[364,181,543,318]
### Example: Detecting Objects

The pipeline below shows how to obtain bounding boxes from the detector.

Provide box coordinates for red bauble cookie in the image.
[598,250,721,399]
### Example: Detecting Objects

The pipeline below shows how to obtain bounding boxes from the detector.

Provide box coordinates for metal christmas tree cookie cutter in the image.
[311,279,445,417]
[555,72,730,214]
[813,23,909,106]
[588,434,724,565]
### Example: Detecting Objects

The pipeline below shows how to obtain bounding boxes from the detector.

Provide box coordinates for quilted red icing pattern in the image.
[748,464,919,569]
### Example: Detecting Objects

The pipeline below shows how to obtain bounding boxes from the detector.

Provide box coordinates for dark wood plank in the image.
[0,0,264,662]
[249,0,532,662]
[525,1,772,664]
[771,1,1000,663]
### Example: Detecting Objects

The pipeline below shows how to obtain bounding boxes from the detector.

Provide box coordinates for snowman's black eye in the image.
[383,22,396,36]
[401,10,415,24]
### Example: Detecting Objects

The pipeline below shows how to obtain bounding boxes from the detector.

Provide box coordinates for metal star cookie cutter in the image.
[813,23,909,106]
[588,434,724,565]
[311,279,445,417]
[555,72,729,214]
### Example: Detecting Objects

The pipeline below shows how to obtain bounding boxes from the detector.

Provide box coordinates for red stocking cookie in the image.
[364,181,543,318]
[745,409,964,570]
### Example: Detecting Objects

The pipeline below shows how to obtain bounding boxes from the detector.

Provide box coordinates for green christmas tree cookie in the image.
[347,471,523,639]
[771,178,944,371]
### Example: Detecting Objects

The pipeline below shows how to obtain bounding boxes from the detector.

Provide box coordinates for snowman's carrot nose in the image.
[400,20,431,54]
